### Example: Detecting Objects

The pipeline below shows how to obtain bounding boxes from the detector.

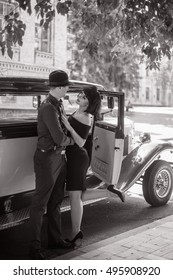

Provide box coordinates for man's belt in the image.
[38,146,65,154]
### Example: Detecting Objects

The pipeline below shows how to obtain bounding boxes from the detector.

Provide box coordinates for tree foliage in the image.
[1,0,173,69]
[67,22,140,93]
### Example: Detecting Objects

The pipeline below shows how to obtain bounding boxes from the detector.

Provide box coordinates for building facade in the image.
[133,59,173,107]
[0,0,68,78]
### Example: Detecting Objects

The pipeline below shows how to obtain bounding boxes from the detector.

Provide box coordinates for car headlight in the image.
[139,132,151,143]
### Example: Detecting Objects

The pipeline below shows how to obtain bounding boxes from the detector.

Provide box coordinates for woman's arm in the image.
[62,115,86,147]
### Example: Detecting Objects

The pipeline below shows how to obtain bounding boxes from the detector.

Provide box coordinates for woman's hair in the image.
[84,86,101,118]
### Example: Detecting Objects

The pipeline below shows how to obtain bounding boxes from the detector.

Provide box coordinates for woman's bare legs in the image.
[69,190,83,238]
[69,187,118,240]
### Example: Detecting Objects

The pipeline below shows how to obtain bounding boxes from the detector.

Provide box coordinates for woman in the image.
[62,86,113,244]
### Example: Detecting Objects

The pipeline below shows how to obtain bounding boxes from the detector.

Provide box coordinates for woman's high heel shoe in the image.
[107,185,125,202]
[71,231,83,243]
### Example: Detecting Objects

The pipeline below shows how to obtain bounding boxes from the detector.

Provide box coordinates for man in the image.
[29,70,74,259]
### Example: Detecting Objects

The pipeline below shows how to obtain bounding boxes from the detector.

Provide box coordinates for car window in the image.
[0,91,118,127]
[102,96,118,127]
[63,93,118,126]
[0,95,43,122]
[0,91,79,124]
[63,92,78,115]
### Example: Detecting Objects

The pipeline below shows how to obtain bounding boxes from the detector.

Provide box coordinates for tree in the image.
[67,34,140,93]
[1,0,173,69]
[67,0,140,95]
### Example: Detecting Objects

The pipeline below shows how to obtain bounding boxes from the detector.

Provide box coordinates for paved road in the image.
[125,106,173,140]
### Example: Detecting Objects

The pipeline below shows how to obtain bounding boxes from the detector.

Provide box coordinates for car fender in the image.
[116,140,173,192]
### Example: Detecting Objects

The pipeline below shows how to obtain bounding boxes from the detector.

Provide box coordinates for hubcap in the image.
[154,169,171,199]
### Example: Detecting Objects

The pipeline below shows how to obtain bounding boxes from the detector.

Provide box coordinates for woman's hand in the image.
[62,115,85,147]
[62,115,73,132]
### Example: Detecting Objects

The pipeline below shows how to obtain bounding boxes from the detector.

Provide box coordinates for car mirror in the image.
[139,132,151,143]
[32,96,41,108]
[107,97,114,109]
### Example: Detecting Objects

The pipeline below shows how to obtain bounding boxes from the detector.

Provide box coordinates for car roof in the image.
[0,77,105,95]
[0,77,124,98]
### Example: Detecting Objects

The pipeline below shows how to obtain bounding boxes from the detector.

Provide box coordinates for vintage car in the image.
[0,77,173,231]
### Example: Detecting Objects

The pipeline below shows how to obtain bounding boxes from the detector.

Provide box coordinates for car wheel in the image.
[142,160,173,206]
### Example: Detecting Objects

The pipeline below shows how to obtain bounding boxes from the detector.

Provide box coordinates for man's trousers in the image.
[30,149,66,249]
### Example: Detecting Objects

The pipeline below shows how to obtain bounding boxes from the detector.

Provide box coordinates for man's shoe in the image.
[29,248,46,260]
[49,239,75,249]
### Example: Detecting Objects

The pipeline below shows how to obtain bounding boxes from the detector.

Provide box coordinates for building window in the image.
[0,1,19,54]
[135,84,139,99]
[0,1,16,23]
[146,87,150,100]
[146,69,149,77]
[35,23,52,53]
[156,88,160,101]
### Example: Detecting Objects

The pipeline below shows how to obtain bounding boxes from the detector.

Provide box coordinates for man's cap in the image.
[48,70,71,87]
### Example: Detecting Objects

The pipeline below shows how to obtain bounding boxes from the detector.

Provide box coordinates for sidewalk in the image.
[54,215,173,260]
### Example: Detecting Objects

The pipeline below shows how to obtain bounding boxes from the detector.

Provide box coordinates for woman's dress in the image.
[65,115,90,191]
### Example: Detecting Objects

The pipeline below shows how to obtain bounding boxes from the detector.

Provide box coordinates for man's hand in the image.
[62,115,73,132]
